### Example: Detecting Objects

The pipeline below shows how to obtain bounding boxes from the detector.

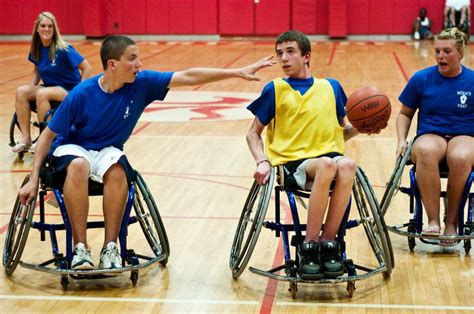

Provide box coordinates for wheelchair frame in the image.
[444,8,471,36]
[3,167,170,290]
[380,139,474,253]
[229,166,393,298]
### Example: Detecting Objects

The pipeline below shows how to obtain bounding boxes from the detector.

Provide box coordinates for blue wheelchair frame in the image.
[380,139,474,253]
[230,166,393,298]
[3,167,169,290]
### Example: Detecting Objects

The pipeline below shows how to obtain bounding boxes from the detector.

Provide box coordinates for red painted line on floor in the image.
[259,202,291,313]
[392,51,409,82]
[141,44,179,62]
[260,237,284,314]
[0,73,32,86]
[131,122,151,136]
[193,52,247,91]
[328,42,339,65]
[0,170,30,173]
[0,223,8,234]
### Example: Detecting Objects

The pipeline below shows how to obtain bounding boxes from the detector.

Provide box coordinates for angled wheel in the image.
[133,172,170,265]
[353,167,394,276]
[379,139,412,217]
[229,168,274,279]
[3,175,37,276]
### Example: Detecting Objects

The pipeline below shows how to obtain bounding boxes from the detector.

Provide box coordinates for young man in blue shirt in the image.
[19,35,275,270]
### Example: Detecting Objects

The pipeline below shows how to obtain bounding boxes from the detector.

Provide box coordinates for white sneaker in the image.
[71,243,94,270]
[99,242,122,270]
[414,31,420,40]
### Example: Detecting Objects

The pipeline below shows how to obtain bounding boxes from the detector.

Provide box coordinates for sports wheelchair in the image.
[229,165,393,298]
[445,7,471,36]
[9,100,59,160]
[380,139,473,253]
[3,159,169,290]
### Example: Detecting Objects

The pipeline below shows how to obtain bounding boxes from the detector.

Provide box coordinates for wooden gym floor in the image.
[0,39,472,313]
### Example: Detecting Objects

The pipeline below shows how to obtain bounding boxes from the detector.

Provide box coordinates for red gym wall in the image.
[0,0,469,37]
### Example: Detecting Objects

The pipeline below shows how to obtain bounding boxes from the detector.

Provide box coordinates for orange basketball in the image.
[346,86,391,133]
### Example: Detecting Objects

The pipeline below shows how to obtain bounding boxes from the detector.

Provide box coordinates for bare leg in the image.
[304,157,337,242]
[35,86,68,123]
[320,158,356,241]
[445,136,474,236]
[449,7,456,25]
[102,163,128,245]
[411,134,448,232]
[63,158,90,246]
[459,7,467,25]
[14,85,39,146]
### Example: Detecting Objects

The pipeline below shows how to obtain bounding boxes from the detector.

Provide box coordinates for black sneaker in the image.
[320,240,344,278]
[297,241,322,280]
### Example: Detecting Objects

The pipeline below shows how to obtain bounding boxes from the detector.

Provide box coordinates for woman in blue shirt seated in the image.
[396,28,474,245]
[12,11,91,153]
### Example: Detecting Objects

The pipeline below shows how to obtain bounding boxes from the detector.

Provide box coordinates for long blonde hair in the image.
[30,12,68,62]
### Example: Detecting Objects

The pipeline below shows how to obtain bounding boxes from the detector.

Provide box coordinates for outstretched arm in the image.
[168,55,275,88]
[246,117,271,185]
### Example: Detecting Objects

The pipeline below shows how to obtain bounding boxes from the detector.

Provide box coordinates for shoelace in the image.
[103,247,120,260]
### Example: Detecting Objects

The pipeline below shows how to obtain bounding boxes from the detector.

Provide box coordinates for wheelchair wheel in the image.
[229,168,274,279]
[3,175,37,276]
[133,172,170,265]
[379,140,413,216]
[353,167,394,276]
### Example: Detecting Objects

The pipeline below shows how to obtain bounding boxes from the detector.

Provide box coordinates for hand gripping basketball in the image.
[346,86,391,134]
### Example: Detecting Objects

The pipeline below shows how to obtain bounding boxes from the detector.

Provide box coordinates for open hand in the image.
[240,55,276,81]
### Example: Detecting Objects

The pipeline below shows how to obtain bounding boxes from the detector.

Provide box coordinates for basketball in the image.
[346,86,391,133]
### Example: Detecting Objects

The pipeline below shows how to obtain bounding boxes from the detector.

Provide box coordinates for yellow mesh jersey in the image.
[266,78,345,166]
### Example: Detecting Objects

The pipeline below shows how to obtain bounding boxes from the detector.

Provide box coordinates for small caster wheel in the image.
[408,237,416,252]
[131,270,139,286]
[61,275,69,290]
[289,282,297,299]
[464,240,471,255]
[346,282,355,297]
[160,257,168,267]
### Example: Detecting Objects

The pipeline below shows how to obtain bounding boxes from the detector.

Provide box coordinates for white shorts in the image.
[294,155,345,190]
[52,144,124,183]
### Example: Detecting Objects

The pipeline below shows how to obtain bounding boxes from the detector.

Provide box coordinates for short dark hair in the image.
[100,35,136,70]
[275,30,311,67]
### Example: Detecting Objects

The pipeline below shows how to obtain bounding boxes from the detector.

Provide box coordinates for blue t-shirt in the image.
[399,65,474,136]
[48,70,173,151]
[247,77,347,125]
[28,44,84,91]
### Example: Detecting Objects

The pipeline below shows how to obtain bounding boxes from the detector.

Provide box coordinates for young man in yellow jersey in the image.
[246,30,359,279]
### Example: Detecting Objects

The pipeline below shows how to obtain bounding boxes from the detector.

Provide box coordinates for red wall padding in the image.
[328,0,347,37]
[0,0,469,36]
[219,0,254,35]
[254,0,290,35]
[146,0,170,34]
